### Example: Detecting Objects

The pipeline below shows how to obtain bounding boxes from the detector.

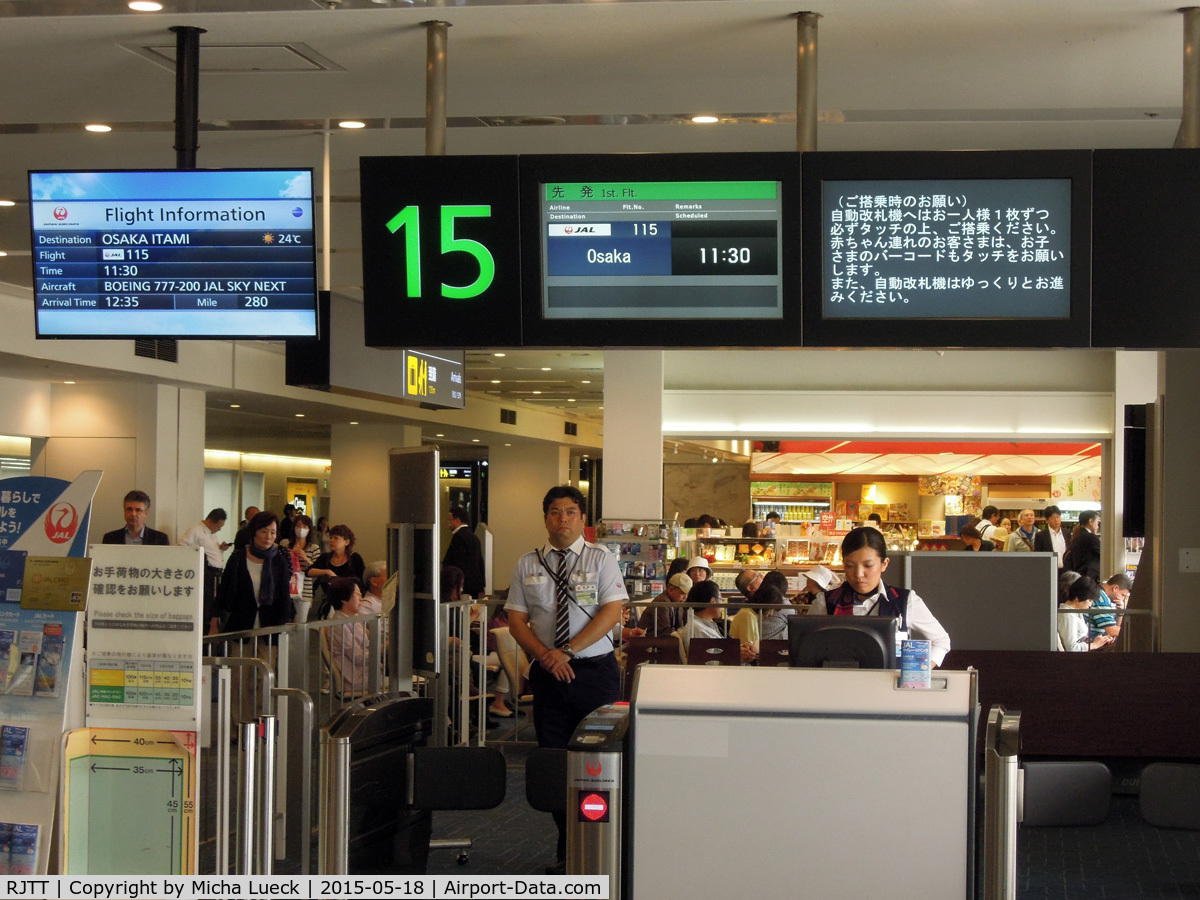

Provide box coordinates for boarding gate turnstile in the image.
[566,703,630,897]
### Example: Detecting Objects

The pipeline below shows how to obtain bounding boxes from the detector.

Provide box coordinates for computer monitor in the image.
[787,615,899,669]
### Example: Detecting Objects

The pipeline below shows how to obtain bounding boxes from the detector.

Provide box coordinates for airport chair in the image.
[1139,762,1200,830]
[490,626,535,742]
[757,639,790,667]
[686,637,741,666]
[622,635,684,700]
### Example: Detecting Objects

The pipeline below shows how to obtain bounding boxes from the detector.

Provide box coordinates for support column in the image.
[488,442,569,591]
[1156,350,1200,651]
[793,11,821,152]
[602,350,663,520]
[1178,8,1200,149]
[329,424,422,565]
[424,20,451,157]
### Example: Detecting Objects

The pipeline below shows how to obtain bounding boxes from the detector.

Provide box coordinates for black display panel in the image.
[1092,149,1200,348]
[360,155,522,348]
[29,168,318,339]
[802,151,1092,348]
[520,153,802,347]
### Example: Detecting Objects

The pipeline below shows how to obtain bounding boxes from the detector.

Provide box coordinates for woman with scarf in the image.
[212,510,295,634]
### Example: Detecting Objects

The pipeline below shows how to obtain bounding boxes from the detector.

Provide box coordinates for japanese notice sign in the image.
[822,178,1072,319]
[85,546,203,730]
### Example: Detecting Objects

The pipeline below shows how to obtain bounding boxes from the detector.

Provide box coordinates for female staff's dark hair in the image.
[841,525,889,560]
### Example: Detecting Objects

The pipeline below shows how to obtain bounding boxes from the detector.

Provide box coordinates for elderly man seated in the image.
[637,571,692,636]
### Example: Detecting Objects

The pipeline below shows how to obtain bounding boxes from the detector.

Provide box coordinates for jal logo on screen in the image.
[53,206,68,221]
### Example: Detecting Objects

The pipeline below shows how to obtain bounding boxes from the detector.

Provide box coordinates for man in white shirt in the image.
[506,485,627,874]
[179,508,229,626]
[361,560,388,616]
[1034,504,1069,568]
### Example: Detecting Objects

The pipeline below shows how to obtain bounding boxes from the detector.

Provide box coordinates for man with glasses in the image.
[506,485,627,875]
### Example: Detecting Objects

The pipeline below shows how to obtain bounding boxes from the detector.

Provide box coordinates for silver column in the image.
[215,666,232,875]
[273,687,315,874]
[424,20,451,156]
[318,733,352,875]
[793,11,822,152]
[236,721,258,875]
[258,714,278,875]
[983,706,1022,900]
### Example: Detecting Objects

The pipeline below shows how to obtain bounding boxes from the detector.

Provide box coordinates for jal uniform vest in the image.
[824,582,912,631]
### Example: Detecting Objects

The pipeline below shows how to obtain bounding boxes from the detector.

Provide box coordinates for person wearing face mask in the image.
[286,514,321,620]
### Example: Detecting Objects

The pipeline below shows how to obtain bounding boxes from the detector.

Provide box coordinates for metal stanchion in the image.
[983,705,1021,900]
[318,733,351,874]
[258,714,277,875]
[236,721,258,875]
[273,687,315,874]
[215,666,232,874]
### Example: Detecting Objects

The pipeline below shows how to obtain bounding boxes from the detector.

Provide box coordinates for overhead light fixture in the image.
[436,433,445,437]
[128,1,163,10]
[229,404,240,408]
[541,367,551,371]
[491,379,501,384]
[349,421,359,425]
[581,380,591,384]
[63,380,75,385]
[0,251,7,258]
[0,200,15,207]
[567,398,576,402]
[493,352,506,357]
[85,124,112,133]
[294,413,305,418]
[472,438,480,443]
[338,120,366,129]
[691,115,719,124]
[505,443,512,447]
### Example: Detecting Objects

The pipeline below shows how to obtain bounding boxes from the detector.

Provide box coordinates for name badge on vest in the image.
[574,578,599,606]
[524,574,548,586]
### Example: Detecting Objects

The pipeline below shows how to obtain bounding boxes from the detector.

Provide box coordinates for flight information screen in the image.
[29,169,317,338]
[538,179,783,319]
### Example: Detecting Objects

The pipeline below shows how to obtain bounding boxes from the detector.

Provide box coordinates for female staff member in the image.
[809,526,951,667]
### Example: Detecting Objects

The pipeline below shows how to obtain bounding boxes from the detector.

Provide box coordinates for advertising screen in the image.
[29,169,318,339]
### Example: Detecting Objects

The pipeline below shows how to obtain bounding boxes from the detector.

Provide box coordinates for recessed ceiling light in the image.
[63,380,75,385]
[541,367,551,371]
[581,380,591,384]
[0,200,15,207]
[567,398,576,402]
[436,433,445,437]
[493,352,506,357]
[294,413,305,418]
[85,124,112,133]
[128,1,163,10]
[532,390,542,395]
[691,115,719,124]
[472,438,480,443]
[491,379,501,384]
[338,120,366,129]
[349,421,359,425]
[505,443,512,447]
[229,404,240,408]
[0,251,7,258]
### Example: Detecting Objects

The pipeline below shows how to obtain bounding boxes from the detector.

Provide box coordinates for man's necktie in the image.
[555,549,570,648]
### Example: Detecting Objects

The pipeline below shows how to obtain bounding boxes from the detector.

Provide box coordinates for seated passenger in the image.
[325,576,372,695]
[797,565,836,610]
[674,580,725,660]
[1090,572,1131,643]
[753,583,791,642]
[1058,575,1114,651]
[686,555,712,583]
[809,526,951,667]
[637,572,692,636]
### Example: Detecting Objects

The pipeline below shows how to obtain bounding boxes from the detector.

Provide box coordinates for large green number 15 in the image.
[385,205,496,299]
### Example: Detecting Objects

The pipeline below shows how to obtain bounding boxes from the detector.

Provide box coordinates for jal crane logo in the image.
[585,761,603,777]
[53,206,69,221]
[44,502,80,544]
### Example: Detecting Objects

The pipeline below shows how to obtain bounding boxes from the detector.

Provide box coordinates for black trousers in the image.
[529,652,620,861]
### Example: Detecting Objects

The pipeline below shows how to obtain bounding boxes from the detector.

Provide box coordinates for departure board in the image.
[538,179,783,319]
[29,169,317,339]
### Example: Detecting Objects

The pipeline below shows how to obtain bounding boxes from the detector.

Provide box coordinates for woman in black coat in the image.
[212,510,295,634]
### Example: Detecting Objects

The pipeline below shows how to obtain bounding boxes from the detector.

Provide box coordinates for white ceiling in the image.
[0,0,1188,448]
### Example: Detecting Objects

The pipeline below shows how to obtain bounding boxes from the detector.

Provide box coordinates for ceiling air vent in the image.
[500,408,517,425]
[564,422,578,437]
[134,339,178,363]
